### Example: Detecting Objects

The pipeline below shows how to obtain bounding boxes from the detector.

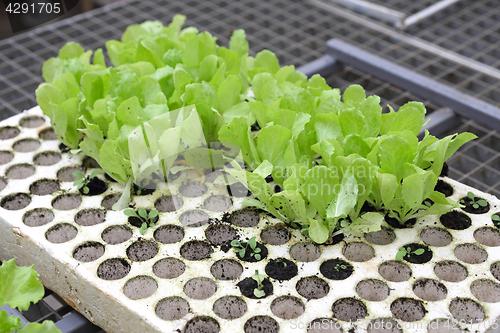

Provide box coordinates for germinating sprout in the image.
[231,237,262,260]
[73,170,99,194]
[252,270,266,298]
[460,191,488,209]
[395,246,425,260]
[124,208,159,234]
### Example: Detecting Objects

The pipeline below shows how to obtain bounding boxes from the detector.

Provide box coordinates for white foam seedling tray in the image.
[1,107,500,333]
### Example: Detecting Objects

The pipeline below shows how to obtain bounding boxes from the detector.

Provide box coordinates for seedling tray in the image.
[1,107,500,333]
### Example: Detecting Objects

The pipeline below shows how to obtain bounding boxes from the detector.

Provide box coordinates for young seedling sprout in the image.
[231,237,262,260]
[73,170,99,194]
[334,264,347,271]
[124,207,159,234]
[395,246,425,260]
[252,270,266,298]
[493,214,500,223]
[275,258,287,267]
[460,191,488,209]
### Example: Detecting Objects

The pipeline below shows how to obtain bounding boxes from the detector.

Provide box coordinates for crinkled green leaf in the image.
[343,84,365,105]
[326,171,358,219]
[0,259,44,311]
[229,29,249,58]
[308,218,329,244]
[0,310,22,332]
[303,165,339,219]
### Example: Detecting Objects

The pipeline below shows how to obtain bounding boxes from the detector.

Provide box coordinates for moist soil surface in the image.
[133,183,156,196]
[237,277,273,299]
[434,180,453,197]
[439,210,471,230]
[79,177,108,196]
[320,258,354,280]
[459,196,490,214]
[265,258,298,280]
[402,243,433,264]
[385,215,416,229]
[235,242,268,262]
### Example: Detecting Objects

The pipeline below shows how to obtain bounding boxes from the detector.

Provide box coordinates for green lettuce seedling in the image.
[252,270,266,298]
[73,169,99,194]
[231,237,262,260]
[0,258,61,333]
[124,208,159,234]
[395,247,425,260]
[461,191,488,209]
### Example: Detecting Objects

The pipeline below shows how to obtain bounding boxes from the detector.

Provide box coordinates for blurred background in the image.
[1,0,500,330]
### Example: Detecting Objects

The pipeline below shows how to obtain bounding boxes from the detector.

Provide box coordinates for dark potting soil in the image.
[401,243,433,264]
[459,196,490,214]
[82,156,100,169]
[79,177,108,196]
[132,183,156,196]
[385,215,417,229]
[59,143,70,153]
[265,258,298,281]
[320,258,354,280]
[236,242,268,262]
[128,210,159,228]
[440,162,449,177]
[439,210,472,230]
[105,174,117,183]
[237,277,273,299]
[434,180,453,197]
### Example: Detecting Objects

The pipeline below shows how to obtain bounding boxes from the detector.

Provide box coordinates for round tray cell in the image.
[205,224,236,245]
[75,209,106,226]
[343,242,375,262]
[101,194,121,210]
[82,156,100,169]
[211,259,243,280]
[178,181,207,197]
[39,128,58,140]
[153,258,185,279]
[57,166,84,182]
[434,261,468,282]
[155,297,189,321]
[123,276,158,300]
[0,126,20,140]
[265,258,297,281]
[460,195,490,214]
[52,194,81,210]
[213,296,247,320]
[260,225,291,245]
[229,209,260,227]
[385,215,416,229]
[30,179,60,195]
[449,298,485,323]
[184,277,217,300]
[470,279,500,303]
[270,296,304,319]
[79,177,107,196]
[390,298,426,322]
[420,227,452,247]
[237,276,273,299]
[236,241,268,263]
[154,225,184,244]
[427,318,462,333]
[20,116,45,128]
[101,225,132,245]
[0,151,14,165]
[440,211,471,230]
[454,243,487,264]
[6,164,35,179]
[155,195,183,212]
[364,226,396,245]
[45,223,78,244]
[227,182,251,197]
[127,241,158,262]
[33,151,61,166]
[332,298,367,322]
[73,241,105,262]
[366,318,402,333]
[296,276,330,300]
[204,195,232,212]
[180,240,213,261]
[244,316,279,333]
[356,279,390,302]
[1,193,31,210]
[398,243,433,264]
[307,318,343,333]
[97,258,130,280]
[13,138,40,152]
[474,227,500,246]
[179,210,209,228]
[290,242,321,262]
[23,208,54,227]
[378,261,412,282]
[434,179,453,197]
[184,316,220,333]
[412,279,447,301]
[320,258,354,280]
[0,177,7,192]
